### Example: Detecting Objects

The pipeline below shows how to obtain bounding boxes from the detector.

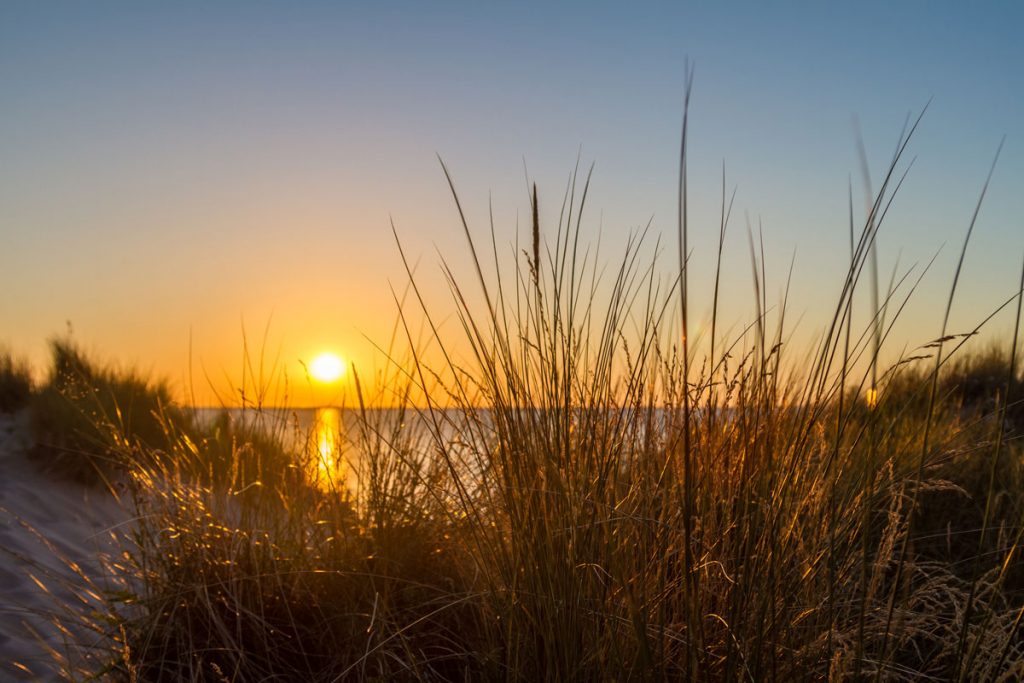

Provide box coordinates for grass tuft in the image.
[27,338,185,484]
[17,110,1024,681]
[0,349,33,413]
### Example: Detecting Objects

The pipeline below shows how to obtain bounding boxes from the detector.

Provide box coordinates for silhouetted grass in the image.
[0,349,33,413]
[27,338,184,484]
[26,103,1024,680]
[38,335,1024,680]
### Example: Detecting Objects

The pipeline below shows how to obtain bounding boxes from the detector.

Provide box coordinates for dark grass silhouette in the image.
[17,98,1024,680]
[0,350,33,414]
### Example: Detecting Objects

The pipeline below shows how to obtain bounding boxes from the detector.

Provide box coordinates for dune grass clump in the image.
[47,100,1024,679]
[185,407,303,492]
[384,153,1024,679]
[82,376,495,681]
[24,337,310,494]
[27,339,187,484]
[942,347,1024,433]
[0,349,33,413]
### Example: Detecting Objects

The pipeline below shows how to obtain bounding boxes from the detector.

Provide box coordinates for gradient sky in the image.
[2,2,1023,406]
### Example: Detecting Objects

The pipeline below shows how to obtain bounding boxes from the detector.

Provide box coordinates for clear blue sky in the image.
[2,2,1022,403]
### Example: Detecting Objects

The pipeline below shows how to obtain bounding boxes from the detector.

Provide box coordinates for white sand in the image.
[0,412,131,680]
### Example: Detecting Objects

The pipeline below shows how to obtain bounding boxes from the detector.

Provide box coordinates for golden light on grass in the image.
[866,387,879,409]
[309,352,346,383]
[26,88,1024,681]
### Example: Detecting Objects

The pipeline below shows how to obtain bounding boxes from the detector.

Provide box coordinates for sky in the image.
[2,2,1023,406]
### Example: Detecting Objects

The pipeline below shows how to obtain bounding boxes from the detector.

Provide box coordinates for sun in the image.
[308,352,346,383]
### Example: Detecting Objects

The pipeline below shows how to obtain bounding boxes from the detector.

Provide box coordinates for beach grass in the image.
[25,338,184,484]
[0,349,33,414]
[17,107,1024,680]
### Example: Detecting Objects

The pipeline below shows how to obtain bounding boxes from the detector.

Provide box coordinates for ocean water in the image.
[187,405,673,494]
[189,406,435,493]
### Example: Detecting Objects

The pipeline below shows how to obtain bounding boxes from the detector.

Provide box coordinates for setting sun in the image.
[308,352,346,383]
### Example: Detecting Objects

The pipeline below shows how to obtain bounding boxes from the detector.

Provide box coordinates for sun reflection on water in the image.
[309,407,345,491]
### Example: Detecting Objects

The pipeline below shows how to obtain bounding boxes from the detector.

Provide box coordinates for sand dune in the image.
[0,412,130,680]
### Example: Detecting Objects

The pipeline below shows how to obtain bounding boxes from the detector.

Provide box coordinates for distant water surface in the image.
[189,407,433,492]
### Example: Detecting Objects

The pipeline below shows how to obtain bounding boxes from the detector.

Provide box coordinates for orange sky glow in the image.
[2,4,1023,407]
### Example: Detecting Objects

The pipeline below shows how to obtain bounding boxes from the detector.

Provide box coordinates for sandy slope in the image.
[0,412,130,680]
